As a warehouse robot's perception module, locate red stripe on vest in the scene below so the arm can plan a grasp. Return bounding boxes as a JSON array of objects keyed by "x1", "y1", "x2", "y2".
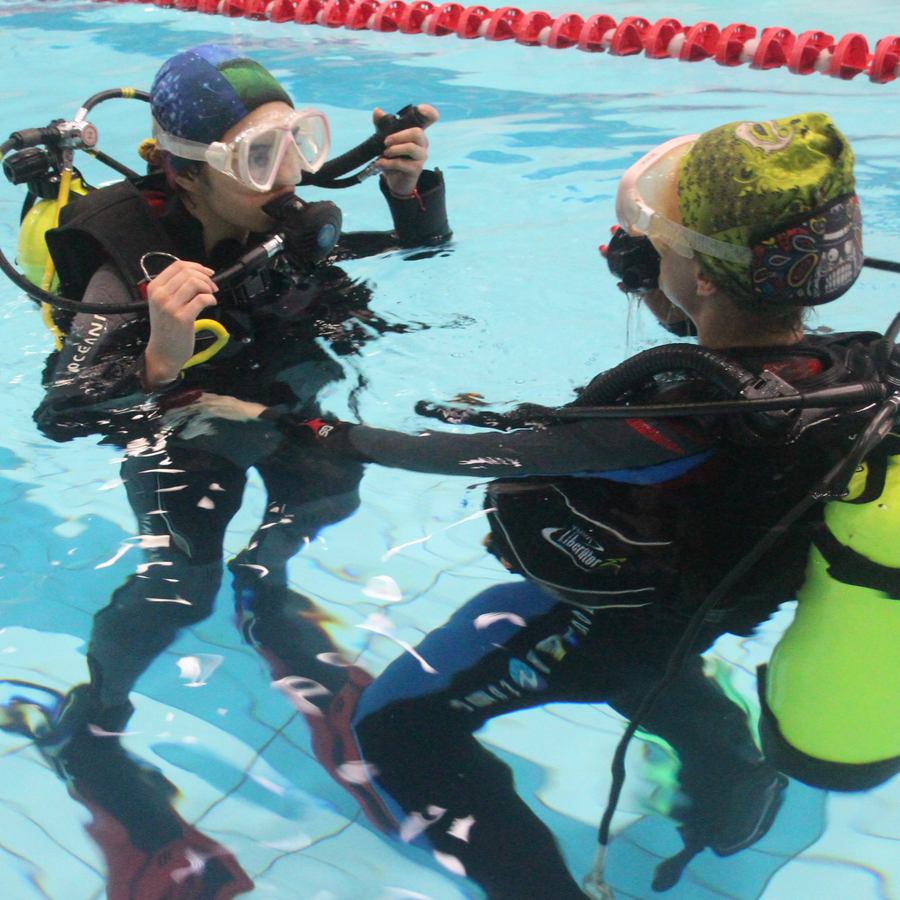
[{"x1": 625, "y1": 418, "x2": 683, "y2": 453}]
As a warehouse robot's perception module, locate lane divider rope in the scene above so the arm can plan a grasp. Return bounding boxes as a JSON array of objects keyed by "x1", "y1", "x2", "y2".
[{"x1": 48, "y1": 0, "x2": 900, "y2": 83}]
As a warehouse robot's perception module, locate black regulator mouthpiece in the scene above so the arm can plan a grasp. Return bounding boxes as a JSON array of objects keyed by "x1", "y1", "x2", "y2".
[
  {"x1": 262, "y1": 194, "x2": 342, "y2": 265},
  {"x1": 207, "y1": 195, "x2": 343, "y2": 300},
  {"x1": 605, "y1": 227, "x2": 661, "y2": 294}
]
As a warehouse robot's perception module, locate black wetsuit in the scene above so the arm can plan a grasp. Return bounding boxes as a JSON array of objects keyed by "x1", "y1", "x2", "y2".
[
  {"x1": 334, "y1": 334, "x2": 881, "y2": 900},
  {"x1": 31, "y1": 171, "x2": 450, "y2": 857}
]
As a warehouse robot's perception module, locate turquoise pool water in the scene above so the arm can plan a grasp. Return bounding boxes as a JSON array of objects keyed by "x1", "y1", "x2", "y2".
[{"x1": 1, "y1": 2, "x2": 900, "y2": 898}]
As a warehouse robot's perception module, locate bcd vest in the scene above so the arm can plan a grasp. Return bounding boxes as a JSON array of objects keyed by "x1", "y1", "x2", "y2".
[
  {"x1": 484, "y1": 335, "x2": 884, "y2": 616},
  {"x1": 45, "y1": 174, "x2": 178, "y2": 306}
]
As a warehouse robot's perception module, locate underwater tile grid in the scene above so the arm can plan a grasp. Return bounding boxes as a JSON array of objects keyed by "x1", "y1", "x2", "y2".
[{"x1": 2, "y1": 1, "x2": 900, "y2": 898}]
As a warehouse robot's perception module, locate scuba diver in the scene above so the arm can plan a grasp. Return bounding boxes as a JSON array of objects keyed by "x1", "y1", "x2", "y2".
[
  {"x1": 167, "y1": 113, "x2": 891, "y2": 900},
  {"x1": 2, "y1": 44, "x2": 450, "y2": 900}
]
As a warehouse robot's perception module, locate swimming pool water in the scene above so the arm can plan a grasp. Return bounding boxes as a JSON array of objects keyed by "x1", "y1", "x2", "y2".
[{"x1": 1, "y1": 1, "x2": 900, "y2": 898}]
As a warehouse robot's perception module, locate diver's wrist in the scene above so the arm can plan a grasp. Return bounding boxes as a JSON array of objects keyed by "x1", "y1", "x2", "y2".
[
  {"x1": 141, "y1": 350, "x2": 185, "y2": 393},
  {"x1": 386, "y1": 184, "x2": 417, "y2": 199},
  {"x1": 381, "y1": 171, "x2": 419, "y2": 200}
]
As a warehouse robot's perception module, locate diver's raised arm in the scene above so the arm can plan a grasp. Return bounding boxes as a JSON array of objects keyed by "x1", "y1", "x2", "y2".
[{"x1": 163, "y1": 392, "x2": 708, "y2": 478}]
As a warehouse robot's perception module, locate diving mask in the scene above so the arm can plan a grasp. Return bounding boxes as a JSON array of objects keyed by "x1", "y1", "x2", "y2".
[
  {"x1": 615, "y1": 135, "x2": 752, "y2": 266},
  {"x1": 152, "y1": 107, "x2": 331, "y2": 192}
]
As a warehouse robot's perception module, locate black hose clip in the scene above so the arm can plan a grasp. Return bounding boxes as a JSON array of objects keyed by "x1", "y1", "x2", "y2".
[{"x1": 731, "y1": 369, "x2": 803, "y2": 442}]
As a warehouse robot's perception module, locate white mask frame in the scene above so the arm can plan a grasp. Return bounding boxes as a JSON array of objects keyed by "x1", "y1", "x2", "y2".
[
  {"x1": 615, "y1": 134, "x2": 752, "y2": 266},
  {"x1": 152, "y1": 107, "x2": 331, "y2": 193}
]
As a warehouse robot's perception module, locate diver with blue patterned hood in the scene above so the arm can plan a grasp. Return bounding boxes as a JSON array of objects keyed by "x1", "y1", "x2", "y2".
[
  {"x1": 167, "y1": 113, "x2": 889, "y2": 899},
  {"x1": 8, "y1": 44, "x2": 449, "y2": 900}
]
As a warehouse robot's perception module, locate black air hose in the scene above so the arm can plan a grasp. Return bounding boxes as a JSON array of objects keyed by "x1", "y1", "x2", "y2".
[
  {"x1": 302, "y1": 105, "x2": 429, "y2": 189},
  {"x1": 302, "y1": 131, "x2": 386, "y2": 188},
  {"x1": 415, "y1": 345, "x2": 763, "y2": 431},
  {"x1": 575, "y1": 343, "x2": 757, "y2": 407}
]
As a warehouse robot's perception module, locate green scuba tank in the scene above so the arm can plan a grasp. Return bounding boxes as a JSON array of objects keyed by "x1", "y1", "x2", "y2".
[{"x1": 764, "y1": 445, "x2": 900, "y2": 776}]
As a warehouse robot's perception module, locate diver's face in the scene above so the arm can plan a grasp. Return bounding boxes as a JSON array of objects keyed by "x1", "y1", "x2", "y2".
[
  {"x1": 653, "y1": 240, "x2": 702, "y2": 316},
  {"x1": 178, "y1": 102, "x2": 297, "y2": 237},
  {"x1": 194, "y1": 163, "x2": 293, "y2": 234},
  {"x1": 644, "y1": 178, "x2": 704, "y2": 318}
]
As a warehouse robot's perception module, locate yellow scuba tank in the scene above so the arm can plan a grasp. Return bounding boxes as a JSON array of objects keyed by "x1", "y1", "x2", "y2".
[
  {"x1": 18, "y1": 177, "x2": 90, "y2": 348},
  {"x1": 764, "y1": 444, "x2": 900, "y2": 774},
  {"x1": 17, "y1": 176, "x2": 231, "y2": 367},
  {"x1": 17, "y1": 178, "x2": 89, "y2": 289}
]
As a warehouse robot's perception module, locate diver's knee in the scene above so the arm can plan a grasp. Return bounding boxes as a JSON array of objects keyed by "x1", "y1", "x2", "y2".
[
  {"x1": 99, "y1": 561, "x2": 223, "y2": 628},
  {"x1": 354, "y1": 697, "x2": 437, "y2": 766}
]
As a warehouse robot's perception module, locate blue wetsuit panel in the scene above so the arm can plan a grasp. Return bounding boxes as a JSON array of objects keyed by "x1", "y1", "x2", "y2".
[
  {"x1": 353, "y1": 580, "x2": 558, "y2": 721},
  {"x1": 581, "y1": 450, "x2": 713, "y2": 484}
]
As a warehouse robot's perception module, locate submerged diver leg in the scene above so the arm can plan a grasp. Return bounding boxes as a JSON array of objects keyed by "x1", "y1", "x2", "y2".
[
  {"x1": 55, "y1": 706, "x2": 252, "y2": 900},
  {"x1": 88, "y1": 560, "x2": 224, "y2": 708},
  {"x1": 0, "y1": 680, "x2": 253, "y2": 900},
  {"x1": 605, "y1": 628, "x2": 787, "y2": 889},
  {"x1": 41, "y1": 452, "x2": 253, "y2": 898},
  {"x1": 232, "y1": 445, "x2": 365, "y2": 687},
  {"x1": 229, "y1": 467, "x2": 363, "y2": 695},
  {"x1": 85, "y1": 450, "x2": 246, "y2": 710},
  {"x1": 230, "y1": 450, "x2": 398, "y2": 826},
  {"x1": 354, "y1": 581, "x2": 607, "y2": 900}
]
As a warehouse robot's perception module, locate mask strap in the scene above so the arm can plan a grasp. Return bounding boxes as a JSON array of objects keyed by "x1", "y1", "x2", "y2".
[{"x1": 648, "y1": 216, "x2": 753, "y2": 265}]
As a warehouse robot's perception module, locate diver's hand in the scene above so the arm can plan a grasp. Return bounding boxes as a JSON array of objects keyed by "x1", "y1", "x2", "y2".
[
  {"x1": 185, "y1": 393, "x2": 267, "y2": 422},
  {"x1": 162, "y1": 393, "x2": 268, "y2": 437},
  {"x1": 162, "y1": 392, "x2": 266, "y2": 440},
  {"x1": 145, "y1": 260, "x2": 218, "y2": 390},
  {"x1": 415, "y1": 399, "x2": 555, "y2": 431},
  {"x1": 372, "y1": 104, "x2": 438, "y2": 198}
]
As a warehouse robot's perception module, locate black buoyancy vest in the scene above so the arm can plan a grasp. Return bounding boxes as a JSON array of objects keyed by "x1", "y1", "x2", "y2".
[
  {"x1": 484, "y1": 334, "x2": 885, "y2": 613},
  {"x1": 45, "y1": 175, "x2": 177, "y2": 304},
  {"x1": 486, "y1": 474, "x2": 683, "y2": 608}
]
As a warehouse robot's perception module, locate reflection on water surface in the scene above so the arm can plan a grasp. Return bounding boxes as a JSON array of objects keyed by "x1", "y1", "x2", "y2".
[{"x1": 1, "y1": 3, "x2": 900, "y2": 899}]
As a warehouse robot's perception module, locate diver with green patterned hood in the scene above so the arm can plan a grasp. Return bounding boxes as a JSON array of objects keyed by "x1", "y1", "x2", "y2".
[
  {"x1": 639, "y1": 117, "x2": 900, "y2": 796},
  {"x1": 615, "y1": 112, "x2": 863, "y2": 333},
  {"x1": 618, "y1": 115, "x2": 900, "y2": 792},
  {"x1": 165, "y1": 113, "x2": 884, "y2": 899}
]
